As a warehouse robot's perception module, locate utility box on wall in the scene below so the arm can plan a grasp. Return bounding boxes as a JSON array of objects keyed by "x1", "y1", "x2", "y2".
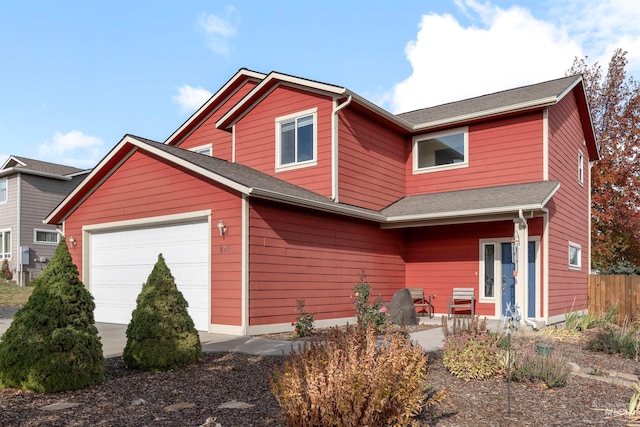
[{"x1": 20, "y1": 246, "x2": 30, "y2": 265}]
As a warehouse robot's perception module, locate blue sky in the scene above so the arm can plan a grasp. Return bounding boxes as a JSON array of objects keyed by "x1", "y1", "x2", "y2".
[{"x1": 1, "y1": 0, "x2": 638, "y2": 169}]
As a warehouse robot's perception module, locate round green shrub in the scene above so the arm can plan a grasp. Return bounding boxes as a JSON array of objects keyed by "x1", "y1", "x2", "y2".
[
  {"x1": 123, "y1": 254, "x2": 202, "y2": 371},
  {"x1": 0, "y1": 238, "x2": 104, "y2": 393},
  {"x1": 442, "y1": 331, "x2": 502, "y2": 380}
]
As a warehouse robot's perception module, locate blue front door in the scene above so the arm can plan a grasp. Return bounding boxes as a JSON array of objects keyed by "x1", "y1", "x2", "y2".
[{"x1": 501, "y1": 243, "x2": 516, "y2": 315}]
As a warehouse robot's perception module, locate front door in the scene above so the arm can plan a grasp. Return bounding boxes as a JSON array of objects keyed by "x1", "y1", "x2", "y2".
[{"x1": 501, "y1": 243, "x2": 516, "y2": 315}]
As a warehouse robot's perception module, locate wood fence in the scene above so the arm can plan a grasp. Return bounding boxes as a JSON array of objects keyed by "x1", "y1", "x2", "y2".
[{"x1": 588, "y1": 274, "x2": 640, "y2": 320}]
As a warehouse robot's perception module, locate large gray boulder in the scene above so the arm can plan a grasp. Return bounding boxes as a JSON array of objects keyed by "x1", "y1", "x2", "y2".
[{"x1": 385, "y1": 288, "x2": 418, "y2": 326}]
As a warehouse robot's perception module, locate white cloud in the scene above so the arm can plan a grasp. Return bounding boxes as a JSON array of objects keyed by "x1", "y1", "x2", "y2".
[
  {"x1": 390, "y1": 1, "x2": 583, "y2": 113},
  {"x1": 173, "y1": 85, "x2": 213, "y2": 114},
  {"x1": 38, "y1": 130, "x2": 104, "y2": 169},
  {"x1": 197, "y1": 8, "x2": 239, "y2": 56}
]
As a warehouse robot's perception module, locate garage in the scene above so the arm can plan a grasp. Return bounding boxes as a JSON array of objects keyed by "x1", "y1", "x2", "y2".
[{"x1": 88, "y1": 220, "x2": 210, "y2": 331}]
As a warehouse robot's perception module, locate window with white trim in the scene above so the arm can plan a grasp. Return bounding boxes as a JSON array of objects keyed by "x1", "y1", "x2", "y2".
[
  {"x1": 578, "y1": 151, "x2": 584, "y2": 185},
  {"x1": 275, "y1": 108, "x2": 317, "y2": 170},
  {"x1": 413, "y1": 127, "x2": 468, "y2": 173},
  {"x1": 481, "y1": 243, "x2": 496, "y2": 298},
  {"x1": 0, "y1": 230, "x2": 10, "y2": 259},
  {"x1": 569, "y1": 242, "x2": 581, "y2": 269},
  {"x1": 190, "y1": 144, "x2": 212, "y2": 156},
  {"x1": 0, "y1": 178, "x2": 7, "y2": 203},
  {"x1": 34, "y1": 229, "x2": 60, "y2": 245}
]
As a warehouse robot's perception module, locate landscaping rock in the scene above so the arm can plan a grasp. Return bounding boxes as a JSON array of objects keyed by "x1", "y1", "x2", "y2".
[
  {"x1": 385, "y1": 288, "x2": 418, "y2": 326},
  {"x1": 40, "y1": 402, "x2": 81, "y2": 411},
  {"x1": 218, "y1": 400, "x2": 255, "y2": 409},
  {"x1": 165, "y1": 402, "x2": 195, "y2": 411}
]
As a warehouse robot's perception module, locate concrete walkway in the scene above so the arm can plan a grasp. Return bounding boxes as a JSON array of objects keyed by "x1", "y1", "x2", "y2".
[{"x1": 1, "y1": 318, "x2": 446, "y2": 358}]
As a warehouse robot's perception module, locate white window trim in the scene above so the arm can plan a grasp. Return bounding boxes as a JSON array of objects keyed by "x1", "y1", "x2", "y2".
[
  {"x1": 275, "y1": 107, "x2": 318, "y2": 172},
  {"x1": 0, "y1": 177, "x2": 7, "y2": 204},
  {"x1": 412, "y1": 126, "x2": 469, "y2": 174},
  {"x1": 190, "y1": 143, "x2": 213, "y2": 156},
  {"x1": 0, "y1": 229, "x2": 11, "y2": 259},
  {"x1": 479, "y1": 240, "x2": 499, "y2": 302},
  {"x1": 569, "y1": 241, "x2": 582, "y2": 270},
  {"x1": 34, "y1": 228, "x2": 60, "y2": 245},
  {"x1": 578, "y1": 150, "x2": 584, "y2": 186}
]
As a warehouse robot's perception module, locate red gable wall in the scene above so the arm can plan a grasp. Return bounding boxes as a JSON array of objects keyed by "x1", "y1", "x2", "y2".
[
  {"x1": 64, "y1": 149, "x2": 244, "y2": 327},
  {"x1": 547, "y1": 91, "x2": 590, "y2": 317}
]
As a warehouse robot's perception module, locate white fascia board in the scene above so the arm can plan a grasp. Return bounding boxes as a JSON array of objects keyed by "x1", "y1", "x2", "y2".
[
  {"x1": 1, "y1": 156, "x2": 26, "y2": 169},
  {"x1": 0, "y1": 168, "x2": 72, "y2": 180},
  {"x1": 555, "y1": 76, "x2": 582, "y2": 102},
  {"x1": 82, "y1": 209, "x2": 212, "y2": 232},
  {"x1": 411, "y1": 97, "x2": 558, "y2": 132},
  {"x1": 384, "y1": 204, "x2": 544, "y2": 224},
  {"x1": 540, "y1": 182, "x2": 561, "y2": 206},
  {"x1": 249, "y1": 188, "x2": 385, "y2": 222},
  {"x1": 165, "y1": 69, "x2": 266, "y2": 145},
  {"x1": 346, "y1": 90, "x2": 414, "y2": 131},
  {"x1": 216, "y1": 72, "x2": 348, "y2": 129},
  {"x1": 131, "y1": 138, "x2": 252, "y2": 194}
]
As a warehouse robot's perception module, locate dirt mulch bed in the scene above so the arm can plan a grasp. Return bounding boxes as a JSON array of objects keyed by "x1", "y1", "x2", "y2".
[{"x1": 1, "y1": 327, "x2": 638, "y2": 426}]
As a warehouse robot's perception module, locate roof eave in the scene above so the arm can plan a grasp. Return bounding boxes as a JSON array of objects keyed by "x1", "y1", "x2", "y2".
[{"x1": 0, "y1": 167, "x2": 72, "y2": 181}]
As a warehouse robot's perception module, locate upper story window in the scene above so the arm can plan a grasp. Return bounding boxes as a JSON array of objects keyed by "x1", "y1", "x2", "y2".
[
  {"x1": 0, "y1": 230, "x2": 10, "y2": 259},
  {"x1": 569, "y1": 241, "x2": 581, "y2": 270},
  {"x1": 0, "y1": 178, "x2": 7, "y2": 203},
  {"x1": 34, "y1": 229, "x2": 60, "y2": 245},
  {"x1": 578, "y1": 150, "x2": 584, "y2": 186},
  {"x1": 413, "y1": 127, "x2": 468, "y2": 173},
  {"x1": 275, "y1": 108, "x2": 317, "y2": 171},
  {"x1": 190, "y1": 144, "x2": 212, "y2": 156}
]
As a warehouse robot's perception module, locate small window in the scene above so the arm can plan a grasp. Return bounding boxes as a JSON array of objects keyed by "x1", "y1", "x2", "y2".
[
  {"x1": 0, "y1": 178, "x2": 7, "y2": 203},
  {"x1": 482, "y1": 243, "x2": 496, "y2": 298},
  {"x1": 569, "y1": 242, "x2": 581, "y2": 270},
  {"x1": 190, "y1": 144, "x2": 212, "y2": 156},
  {"x1": 35, "y1": 229, "x2": 60, "y2": 245},
  {"x1": 578, "y1": 151, "x2": 584, "y2": 185},
  {"x1": 413, "y1": 127, "x2": 468, "y2": 173},
  {"x1": 0, "y1": 230, "x2": 10, "y2": 259},
  {"x1": 275, "y1": 108, "x2": 317, "y2": 170}
]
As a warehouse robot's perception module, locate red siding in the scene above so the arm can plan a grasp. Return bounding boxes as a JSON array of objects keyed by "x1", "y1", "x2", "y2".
[
  {"x1": 338, "y1": 108, "x2": 406, "y2": 210},
  {"x1": 547, "y1": 92, "x2": 590, "y2": 316},
  {"x1": 178, "y1": 80, "x2": 259, "y2": 161},
  {"x1": 63, "y1": 150, "x2": 244, "y2": 327},
  {"x1": 234, "y1": 85, "x2": 334, "y2": 197},
  {"x1": 248, "y1": 200, "x2": 405, "y2": 326},
  {"x1": 407, "y1": 113, "x2": 544, "y2": 195}
]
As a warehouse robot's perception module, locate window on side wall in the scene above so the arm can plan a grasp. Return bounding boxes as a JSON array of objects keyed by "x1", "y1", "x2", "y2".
[
  {"x1": 0, "y1": 230, "x2": 10, "y2": 259},
  {"x1": 413, "y1": 127, "x2": 468, "y2": 173},
  {"x1": 569, "y1": 242, "x2": 581, "y2": 270},
  {"x1": 275, "y1": 108, "x2": 317, "y2": 171},
  {"x1": 34, "y1": 229, "x2": 60, "y2": 245},
  {"x1": 578, "y1": 150, "x2": 584, "y2": 186},
  {"x1": 0, "y1": 178, "x2": 7, "y2": 203}
]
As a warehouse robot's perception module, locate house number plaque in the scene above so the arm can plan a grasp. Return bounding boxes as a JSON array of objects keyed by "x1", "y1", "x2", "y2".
[{"x1": 219, "y1": 246, "x2": 231, "y2": 254}]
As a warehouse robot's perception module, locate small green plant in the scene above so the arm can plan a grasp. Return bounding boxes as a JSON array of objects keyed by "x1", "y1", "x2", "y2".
[
  {"x1": 292, "y1": 299, "x2": 314, "y2": 338},
  {"x1": 600, "y1": 304, "x2": 619, "y2": 326},
  {"x1": 352, "y1": 271, "x2": 389, "y2": 333},
  {"x1": 123, "y1": 254, "x2": 201, "y2": 371},
  {"x1": 442, "y1": 330, "x2": 502, "y2": 380},
  {"x1": 271, "y1": 324, "x2": 444, "y2": 426},
  {"x1": 586, "y1": 324, "x2": 640, "y2": 360},
  {"x1": 0, "y1": 259, "x2": 12, "y2": 281},
  {"x1": 510, "y1": 352, "x2": 571, "y2": 388}
]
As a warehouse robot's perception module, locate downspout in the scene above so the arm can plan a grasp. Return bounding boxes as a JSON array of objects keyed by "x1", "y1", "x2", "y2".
[
  {"x1": 331, "y1": 95, "x2": 352, "y2": 202},
  {"x1": 518, "y1": 209, "x2": 538, "y2": 331},
  {"x1": 16, "y1": 173, "x2": 22, "y2": 286}
]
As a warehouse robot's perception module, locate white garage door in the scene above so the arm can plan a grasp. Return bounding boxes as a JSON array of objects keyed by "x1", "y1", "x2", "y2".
[{"x1": 89, "y1": 220, "x2": 209, "y2": 331}]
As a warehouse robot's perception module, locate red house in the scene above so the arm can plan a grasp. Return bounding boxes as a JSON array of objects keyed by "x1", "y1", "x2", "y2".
[{"x1": 46, "y1": 69, "x2": 598, "y2": 335}]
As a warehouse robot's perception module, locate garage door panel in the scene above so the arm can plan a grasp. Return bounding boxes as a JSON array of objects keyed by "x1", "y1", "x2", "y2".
[{"x1": 90, "y1": 221, "x2": 210, "y2": 330}]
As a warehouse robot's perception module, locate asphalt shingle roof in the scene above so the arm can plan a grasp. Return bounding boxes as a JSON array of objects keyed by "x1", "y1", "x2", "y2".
[
  {"x1": 397, "y1": 75, "x2": 580, "y2": 126},
  {"x1": 381, "y1": 181, "x2": 560, "y2": 219},
  {"x1": 5, "y1": 155, "x2": 85, "y2": 176}
]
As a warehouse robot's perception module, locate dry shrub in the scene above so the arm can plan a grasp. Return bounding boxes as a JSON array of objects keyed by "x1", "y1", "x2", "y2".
[{"x1": 270, "y1": 325, "x2": 441, "y2": 426}]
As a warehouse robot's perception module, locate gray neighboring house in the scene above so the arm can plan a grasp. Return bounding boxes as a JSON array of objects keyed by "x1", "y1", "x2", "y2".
[{"x1": 0, "y1": 156, "x2": 90, "y2": 285}]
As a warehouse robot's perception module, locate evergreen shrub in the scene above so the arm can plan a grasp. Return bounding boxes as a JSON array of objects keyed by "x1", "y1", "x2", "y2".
[
  {"x1": 123, "y1": 254, "x2": 202, "y2": 371},
  {"x1": 0, "y1": 238, "x2": 104, "y2": 393}
]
